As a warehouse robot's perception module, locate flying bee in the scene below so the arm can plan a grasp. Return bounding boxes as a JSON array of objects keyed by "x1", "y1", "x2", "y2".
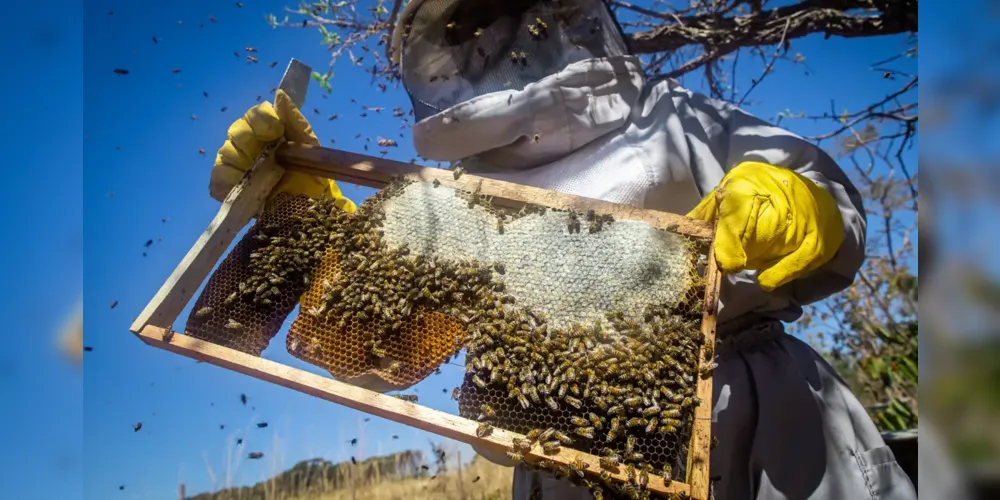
[
  {"x1": 541, "y1": 440, "x2": 561, "y2": 454},
  {"x1": 480, "y1": 404, "x2": 496, "y2": 418},
  {"x1": 476, "y1": 422, "x2": 494, "y2": 437},
  {"x1": 225, "y1": 319, "x2": 243, "y2": 330},
  {"x1": 573, "y1": 426, "x2": 595, "y2": 439}
]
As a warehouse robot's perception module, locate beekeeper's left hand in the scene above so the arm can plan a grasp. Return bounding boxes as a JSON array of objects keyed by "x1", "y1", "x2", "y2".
[{"x1": 687, "y1": 161, "x2": 845, "y2": 292}]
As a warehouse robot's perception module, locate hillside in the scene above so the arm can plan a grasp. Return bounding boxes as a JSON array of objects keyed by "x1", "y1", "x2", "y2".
[{"x1": 186, "y1": 450, "x2": 513, "y2": 500}]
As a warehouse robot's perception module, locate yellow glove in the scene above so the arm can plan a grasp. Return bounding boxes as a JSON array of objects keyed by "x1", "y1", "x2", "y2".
[
  {"x1": 687, "y1": 162, "x2": 844, "y2": 292},
  {"x1": 210, "y1": 89, "x2": 357, "y2": 214}
]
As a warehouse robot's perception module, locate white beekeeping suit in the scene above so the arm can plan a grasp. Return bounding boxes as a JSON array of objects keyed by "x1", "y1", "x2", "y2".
[{"x1": 391, "y1": 1, "x2": 917, "y2": 498}]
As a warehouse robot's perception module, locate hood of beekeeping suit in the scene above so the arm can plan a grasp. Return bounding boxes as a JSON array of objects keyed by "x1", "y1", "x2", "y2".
[{"x1": 392, "y1": 0, "x2": 645, "y2": 170}]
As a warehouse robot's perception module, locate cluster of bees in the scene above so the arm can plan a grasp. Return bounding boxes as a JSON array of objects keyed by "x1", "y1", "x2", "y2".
[
  {"x1": 195, "y1": 176, "x2": 708, "y2": 499},
  {"x1": 459, "y1": 291, "x2": 706, "y2": 499}
]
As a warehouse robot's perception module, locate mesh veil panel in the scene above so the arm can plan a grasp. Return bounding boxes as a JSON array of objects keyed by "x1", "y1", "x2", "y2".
[{"x1": 399, "y1": 0, "x2": 628, "y2": 121}]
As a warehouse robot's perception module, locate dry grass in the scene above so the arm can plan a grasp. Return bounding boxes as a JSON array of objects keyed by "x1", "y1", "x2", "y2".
[
  {"x1": 300, "y1": 456, "x2": 513, "y2": 500},
  {"x1": 188, "y1": 452, "x2": 513, "y2": 500}
]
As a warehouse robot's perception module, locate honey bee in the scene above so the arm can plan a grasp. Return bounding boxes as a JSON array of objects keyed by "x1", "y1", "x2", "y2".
[
  {"x1": 564, "y1": 396, "x2": 582, "y2": 409},
  {"x1": 539, "y1": 428, "x2": 556, "y2": 442},
  {"x1": 700, "y1": 361, "x2": 718, "y2": 378},
  {"x1": 570, "y1": 416, "x2": 589, "y2": 427},
  {"x1": 626, "y1": 417, "x2": 647, "y2": 428},
  {"x1": 637, "y1": 468, "x2": 649, "y2": 488},
  {"x1": 393, "y1": 394, "x2": 418, "y2": 403},
  {"x1": 480, "y1": 404, "x2": 496, "y2": 418},
  {"x1": 542, "y1": 440, "x2": 561, "y2": 454},
  {"x1": 552, "y1": 430, "x2": 574, "y2": 445},
  {"x1": 645, "y1": 418, "x2": 659, "y2": 433},
  {"x1": 505, "y1": 450, "x2": 524, "y2": 462},
  {"x1": 476, "y1": 422, "x2": 494, "y2": 437},
  {"x1": 662, "y1": 463, "x2": 673, "y2": 484},
  {"x1": 573, "y1": 427, "x2": 595, "y2": 439},
  {"x1": 472, "y1": 374, "x2": 487, "y2": 388},
  {"x1": 453, "y1": 166, "x2": 465, "y2": 180},
  {"x1": 387, "y1": 361, "x2": 403, "y2": 374},
  {"x1": 641, "y1": 405, "x2": 661, "y2": 417},
  {"x1": 569, "y1": 458, "x2": 588, "y2": 477},
  {"x1": 527, "y1": 428, "x2": 543, "y2": 442},
  {"x1": 592, "y1": 396, "x2": 608, "y2": 410},
  {"x1": 607, "y1": 405, "x2": 624, "y2": 416},
  {"x1": 660, "y1": 408, "x2": 681, "y2": 418},
  {"x1": 225, "y1": 319, "x2": 243, "y2": 330},
  {"x1": 451, "y1": 388, "x2": 461, "y2": 400},
  {"x1": 620, "y1": 482, "x2": 637, "y2": 498},
  {"x1": 496, "y1": 219, "x2": 505, "y2": 234},
  {"x1": 625, "y1": 451, "x2": 643, "y2": 461},
  {"x1": 195, "y1": 306, "x2": 213, "y2": 318},
  {"x1": 599, "y1": 453, "x2": 620, "y2": 468},
  {"x1": 517, "y1": 392, "x2": 530, "y2": 409},
  {"x1": 588, "y1": 413, "x2": 604, "y2": 429},
  {"x1": 623, "y1": 397, "x2": 642, "y2": 408},
  {"x1": 225, "y1": 292, "x2": 238, "y2": 305},
  {"x1": 626, "y1": 435, "x2": 637, "y2": 453},
  {"x1": 432, "y1": 178, "x2": 441, "y2": 187},
  {"x1": 512, "y1": 438, "x2": 532, "y2": 453}
]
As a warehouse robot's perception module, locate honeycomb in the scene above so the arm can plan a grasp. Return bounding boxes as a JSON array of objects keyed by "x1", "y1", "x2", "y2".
[
  {"x1": 268, "y1": 178, "x2": 711, "y2": 499},
  {"x1": 185, "y1": 175, "x2": 710, "y2": 498},
  {"x1": 184, "y1": 192, "x2": 316, "y2": 355}
]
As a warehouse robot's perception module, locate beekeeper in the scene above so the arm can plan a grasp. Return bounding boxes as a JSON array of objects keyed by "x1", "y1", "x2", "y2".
[{"x1": 209, "y1": 0, "x2": 916, "y2": 498}]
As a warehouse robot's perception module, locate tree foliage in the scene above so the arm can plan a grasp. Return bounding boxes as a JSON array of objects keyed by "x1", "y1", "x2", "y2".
[{"x1": 269, "y1": 0, "x2": 919, "y2": 431}]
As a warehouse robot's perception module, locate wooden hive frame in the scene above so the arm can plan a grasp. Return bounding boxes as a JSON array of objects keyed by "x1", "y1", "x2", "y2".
[{"x1": 129, "y1": 59, "x2": 721, "y2": 499}]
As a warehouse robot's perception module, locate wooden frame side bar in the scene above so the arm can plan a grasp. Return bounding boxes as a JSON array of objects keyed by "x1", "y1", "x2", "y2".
[
  {"x1": 685, "y1": 244, "x2": 722, "y2": 500},
  {"x1": 277, "y1": 142, "x2": 714, "y2": 240},
  {"x1": 136, "y1": 325, "x2": 691, "y2": 498},
  {"x1": 129, "y1": 148, "x2": 285, "y2": 333}
]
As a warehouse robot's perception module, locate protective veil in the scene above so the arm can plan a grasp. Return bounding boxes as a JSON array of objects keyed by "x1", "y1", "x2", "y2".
[{"x1": 392, "y1": 1, "x2": 915, "y2": 499}]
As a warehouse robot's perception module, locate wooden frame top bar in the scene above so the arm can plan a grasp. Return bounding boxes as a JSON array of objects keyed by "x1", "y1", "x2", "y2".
[{"x1": 277, "y1": 142, "x2": 714, "y2": 240}]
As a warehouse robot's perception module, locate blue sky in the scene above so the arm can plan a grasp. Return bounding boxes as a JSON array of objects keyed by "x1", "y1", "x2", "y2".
[{"x1": 2, "y1": 1, "x2": 936, "y2": 499}]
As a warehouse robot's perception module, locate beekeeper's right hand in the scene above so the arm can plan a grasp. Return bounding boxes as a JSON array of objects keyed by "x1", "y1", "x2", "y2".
[{"x1": 210, "y1": 89, "x2": 357, "y2": 214}]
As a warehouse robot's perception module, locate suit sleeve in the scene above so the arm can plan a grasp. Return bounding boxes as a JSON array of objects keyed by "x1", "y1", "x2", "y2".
[{"x1": 671, "y1": 82, "x2": 868, "y2": 311}]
